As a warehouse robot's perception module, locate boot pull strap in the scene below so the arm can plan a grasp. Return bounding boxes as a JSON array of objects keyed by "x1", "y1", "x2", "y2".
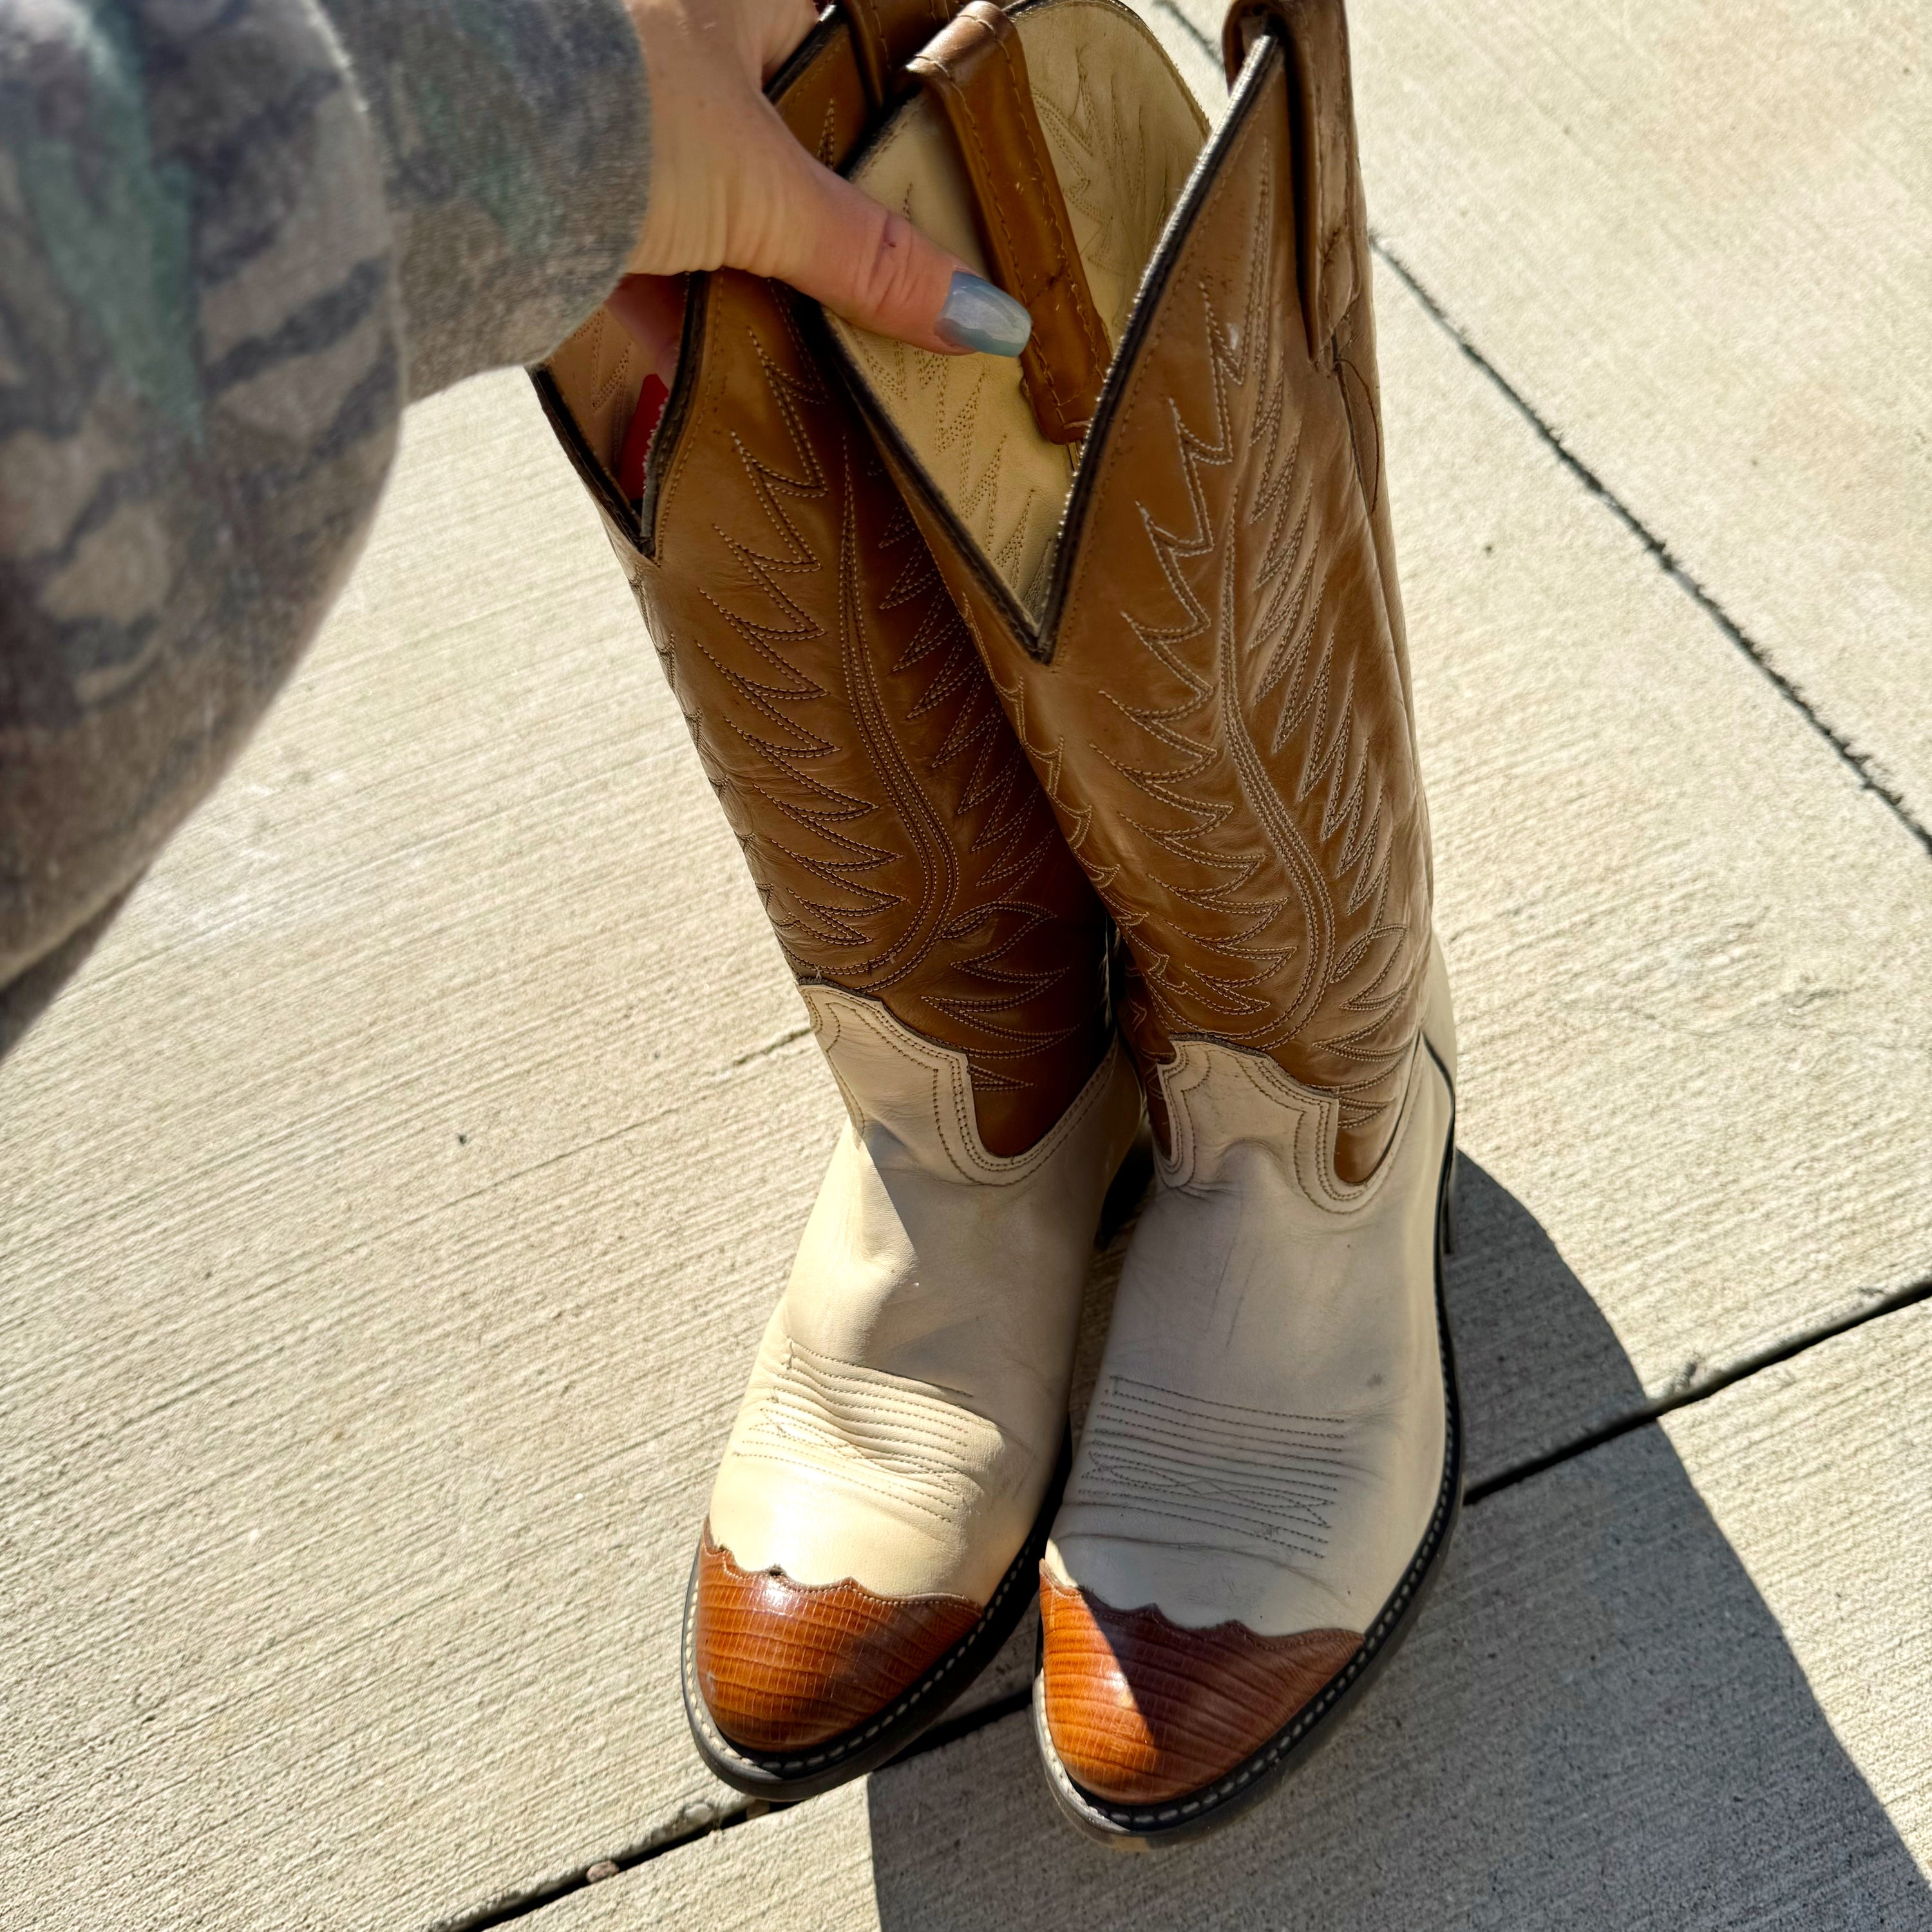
[
  {"x1": 844, "y1": 0, "x2": 956, "y2": 112},
  {"x1": 907, "y1": 1, "x2": 1112, "y2": 444},
  {"x1": 1222, "y1": 0, "x2": 1365, "y2": 363}
]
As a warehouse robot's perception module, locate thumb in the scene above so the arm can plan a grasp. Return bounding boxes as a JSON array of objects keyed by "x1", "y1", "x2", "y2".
[{"x1": 750, "y1": 131, "x2": 1032, "y2": 359}]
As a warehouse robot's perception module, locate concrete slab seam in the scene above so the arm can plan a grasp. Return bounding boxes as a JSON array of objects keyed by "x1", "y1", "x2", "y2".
[
  {"x1": 1463, "y1": 1270, "x2": 1932, "y2": 1504},
  {"x1": 428, "y1": 1274, "x2": 1932, "y2": 1931},
  {"x1": 423, "y1": 1693, "x2": 1028, "y2": 1932},
  {"x1": 1367, "y1": 235, "x2": 1932, "y2": 866},
  {"x1": 1155, "y1": 0, "x2": 1932, "y2": 867},
  {"x1": 719, "y1": 1023, "x2": 813, "y2": 1075}
]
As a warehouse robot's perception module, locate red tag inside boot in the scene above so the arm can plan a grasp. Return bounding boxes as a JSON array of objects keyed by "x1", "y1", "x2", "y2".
[
  {"x1": 607, "y1": 274, "x2": 687, "y2": 503},
  {"x1": 618, "y1": 375, "x2": 668, "y2": 500}
]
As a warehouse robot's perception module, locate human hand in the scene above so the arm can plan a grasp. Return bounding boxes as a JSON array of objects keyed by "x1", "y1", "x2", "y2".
[{"x1": 622, "y1": 0, "x2": 1030, "y2": 356}]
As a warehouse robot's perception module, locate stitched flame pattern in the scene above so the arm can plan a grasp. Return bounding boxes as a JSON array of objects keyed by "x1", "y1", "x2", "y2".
[
  {"x1": 853, "y1": 54, "x2": 1432, "y2": 1180},
  {"x1": 733, "y1": 1335, "x2": 1004, "y2": 1530},
  {"x1": 1075, "y1": 154, "x2": 1430, "y2": 1174},
  {"x1": 616, "y1": 273, "x2": 1112, "y2": 1153},
  {"x1": 1086, "y1": 173, "x2": 1423, "y2": 1128},
  {"x1": 1073, "y1": 1375, "x2": 1347, "y2": 1560}
]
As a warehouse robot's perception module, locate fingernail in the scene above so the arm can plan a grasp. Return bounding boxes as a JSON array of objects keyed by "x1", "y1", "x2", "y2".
[{"x1": 935, "y1": 270, "x2": 1032, "y2": 357}]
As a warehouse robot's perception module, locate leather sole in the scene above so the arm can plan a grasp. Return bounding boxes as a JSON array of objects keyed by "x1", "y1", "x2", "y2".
[
  {"x1": 682, "y1": 1432, "x2": 1072, "y2": 1802},
  {"x1": 1032, "y1": 1057, "x2": 1464, "y2": 1848}
]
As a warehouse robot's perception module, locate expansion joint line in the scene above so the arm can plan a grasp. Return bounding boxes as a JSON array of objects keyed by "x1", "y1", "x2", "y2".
[
  {"x1": 1465, "y1": 1271, "x2": 1932, "y2": 1504},
  {"x1": 1367, "y1": 236, "x2": 1932, "y2": 864},
  {"x1": 428, "y1": 1693, "x2": 1024, "y2": 1932},
  {"x1": 1153, "y1": 0, "x2": 1931, "y2": 864},
  {"x1": 442, "y1": 1272, "x2": 1930, "y2": 1929}
]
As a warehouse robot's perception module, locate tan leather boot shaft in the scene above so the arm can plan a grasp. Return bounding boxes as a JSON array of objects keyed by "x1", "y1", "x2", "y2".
[
  {"x1": 829, "y1": 0, "x2": 1429, "y2": 1183},
  {"x1": 532, "y1": 0, "x2": 1144, "y2": 1801},
  {"x1": 534, "y1": 8, "x2": 1111, "y2": 1159},
  {"x1": 822, "y1": 1, "x2": 1459, "y2": 1837}
]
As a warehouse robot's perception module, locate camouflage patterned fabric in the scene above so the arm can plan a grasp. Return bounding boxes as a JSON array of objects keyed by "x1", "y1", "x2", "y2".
[{"x1": 0, "y1": 0, "x2": 652, "y2": 1055}]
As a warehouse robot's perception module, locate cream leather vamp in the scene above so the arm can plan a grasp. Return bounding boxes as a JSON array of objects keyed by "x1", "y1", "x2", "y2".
[
  {"x1": 831, "y1": 0, "x2": 1209, "y2": 614},
  {"x1": 1045, "y1": 942, "x2": 1458, "y2": 1636},
  {"x1": 708, "y1": 988, "x2": 1144, "y2": 1602}
]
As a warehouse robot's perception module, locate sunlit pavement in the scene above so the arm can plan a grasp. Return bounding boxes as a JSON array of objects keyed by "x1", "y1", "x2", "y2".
[{"x1": 4, "y1": 5, "x2": 1926, "y2": 1926}]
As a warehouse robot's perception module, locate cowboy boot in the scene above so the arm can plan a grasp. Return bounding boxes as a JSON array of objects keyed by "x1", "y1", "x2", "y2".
[
  {"x1": 822, "y1": 0, "x2": 1457, "y2": 1841},
  {"x1": 533, "y1": 0, "x2": 1143, "y2": 1800}
]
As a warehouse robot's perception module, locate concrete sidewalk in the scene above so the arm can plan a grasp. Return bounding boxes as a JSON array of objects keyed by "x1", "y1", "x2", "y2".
[{"x1": 3, "y1": 3, "x2": 1927, "y2": 1927}]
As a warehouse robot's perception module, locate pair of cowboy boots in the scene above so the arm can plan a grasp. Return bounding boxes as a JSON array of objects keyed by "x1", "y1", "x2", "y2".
[{"x1": 538, "y1": 0, "x2": 1458, "y2": 1846}]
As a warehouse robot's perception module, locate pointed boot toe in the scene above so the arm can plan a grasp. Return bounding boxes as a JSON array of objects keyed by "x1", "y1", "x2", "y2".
[
  {"x1": 1037, "y1": 1573, "x2": 1359, "y2": 1806},
  {"x1": 691, "y1": 1530, "x2": 981, "y2": 1755}
]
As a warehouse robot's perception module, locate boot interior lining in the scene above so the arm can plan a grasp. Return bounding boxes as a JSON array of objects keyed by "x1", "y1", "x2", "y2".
[
  {"x1": 542, "y1": 0, "x2": 1210, "y2": 603},
  {"x1": 833, "y1": 0, "x2": 1209, "y2": 615},
  {"x1": 546, "y1": 303, "x2": 649, "y2": 496}
]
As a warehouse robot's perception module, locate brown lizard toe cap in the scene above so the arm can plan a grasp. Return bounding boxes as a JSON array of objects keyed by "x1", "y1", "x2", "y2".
[
  {"x1": 692, "y1": 1527, "x2": 982, "y2": 1754},
  {"x1": 1037, "y1": 1569, "x2": 1361, "y2": 1804}
]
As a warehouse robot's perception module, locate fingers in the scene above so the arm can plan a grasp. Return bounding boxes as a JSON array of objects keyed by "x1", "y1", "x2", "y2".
[
  {"x1": 750, "y1": 130, "x2": 1030, "y2": 357},
  {"x1": 622, "y1": 0, "x2": 1030, "y2": 357}
]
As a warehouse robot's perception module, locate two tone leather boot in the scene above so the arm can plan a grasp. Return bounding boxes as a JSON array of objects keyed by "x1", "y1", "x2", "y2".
[
  {"x1": 534, "y1": 0, "x2": 1143, "y2": 1801},
  {"x1": 825, "y1": 0, "x2": 1459, "y2": 1841}
]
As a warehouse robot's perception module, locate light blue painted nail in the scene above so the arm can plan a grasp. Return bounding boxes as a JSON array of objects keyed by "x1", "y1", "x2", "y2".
[{"x1": 935, "y1": 271, "x2": 1032, "y2": 357}]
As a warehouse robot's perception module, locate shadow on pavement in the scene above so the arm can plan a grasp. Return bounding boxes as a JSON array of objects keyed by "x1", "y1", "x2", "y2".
[{"x1": 864, "y1": 1159, "x2": 1929, "y2": 1929}]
